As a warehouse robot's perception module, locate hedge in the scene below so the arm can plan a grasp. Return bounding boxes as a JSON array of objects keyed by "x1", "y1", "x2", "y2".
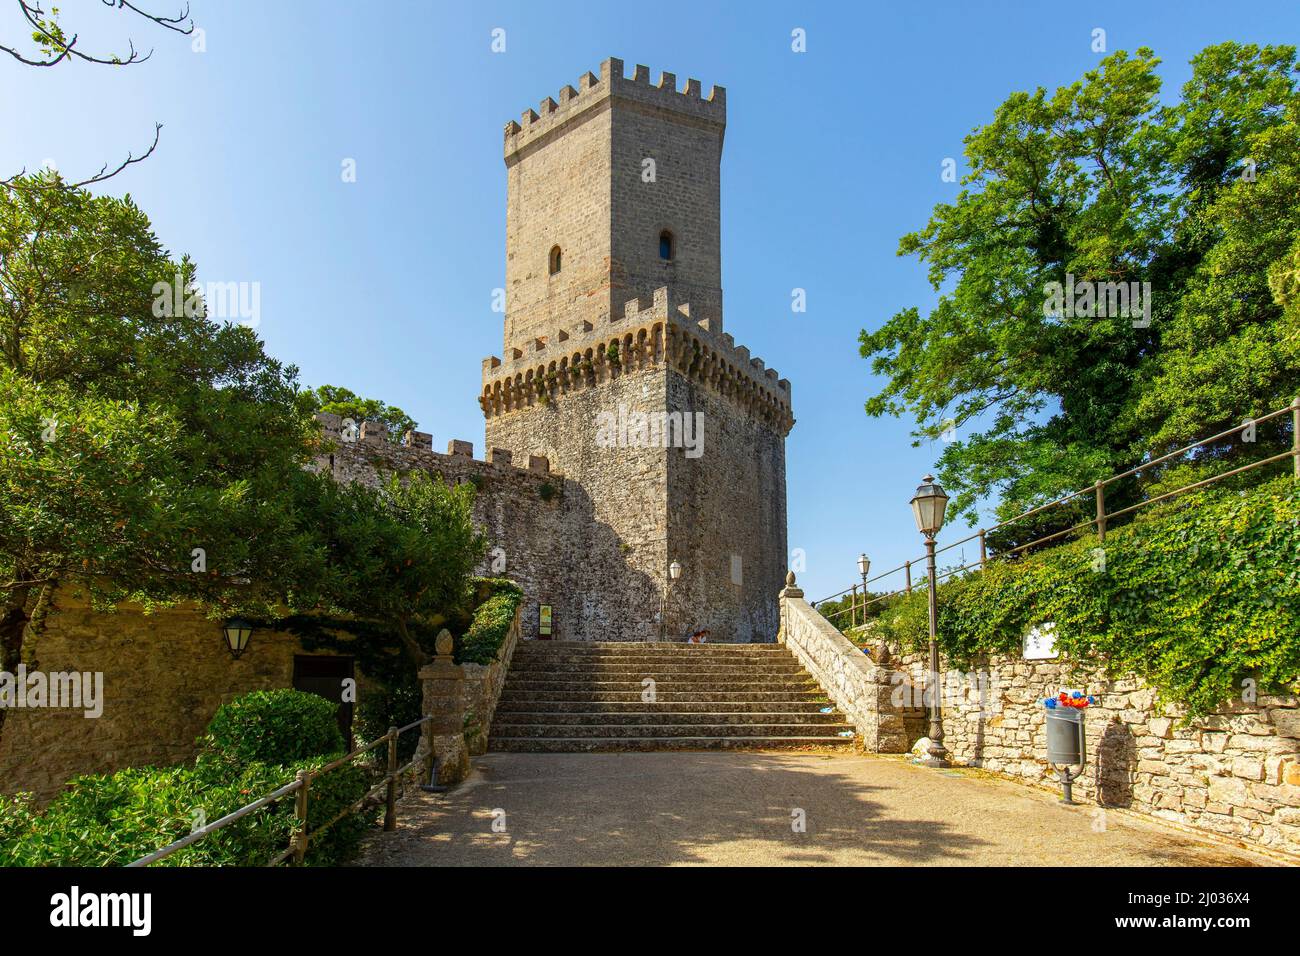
[
  {"x1": 873, "y1": 477, "x2": 1300, "y2": 718},
  {"x1": 203, "y1": 688, "x2": 344, "y2": 765},
  {"x1": 457, "y1": 578, "x2": 524, "y2": 665},
  {"x1": 1, "y1": 689, "x2": 376, "y2": 866}
]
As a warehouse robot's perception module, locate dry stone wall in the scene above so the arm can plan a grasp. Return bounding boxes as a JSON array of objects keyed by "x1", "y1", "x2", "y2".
[{"x1": 885, "y1": 649, "x2": 1300, "y2": 857}]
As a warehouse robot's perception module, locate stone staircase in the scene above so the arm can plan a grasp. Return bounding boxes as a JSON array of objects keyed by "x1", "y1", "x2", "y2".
[{"x1": 489, "y1": 641, "x2": 856, "y2": 752}]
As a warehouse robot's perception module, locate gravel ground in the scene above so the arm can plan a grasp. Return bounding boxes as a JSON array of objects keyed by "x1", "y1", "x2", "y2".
[{"x1": 352, "y1": 751, "x2": 1277, "y2": 867}]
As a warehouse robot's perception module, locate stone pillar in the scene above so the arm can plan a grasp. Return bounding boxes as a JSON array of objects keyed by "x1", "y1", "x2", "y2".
[
  {"x1": 415, "y1": 629, "x2": 470, "y2": 787},
  {"x1": 777, "y1": 570, "x2": 803, "y2": 643}
]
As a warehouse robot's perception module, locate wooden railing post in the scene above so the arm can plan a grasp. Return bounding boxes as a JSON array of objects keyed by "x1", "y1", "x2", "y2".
[
  {"x1": 1292, "y1": 395, "x2": 1299, "y2": 479},
  {"x1": 850, "y1": 584, "x2": 858, "y2": 628},
  {"x1": 979, "y1": 530, "x2": 987, "y2": 569},
  {"x1": 292, "y1": 769, "x2": 309, "y2": 866},
  {"x1": 1094, "y1": 480, "x2": 1107, "y2": 543},
  {"x1": 384, "y1": 725, "x2": 398, "y2": 832},
  {"x1": 904, "y1": 561, "x2": 912, "y2": 594}
]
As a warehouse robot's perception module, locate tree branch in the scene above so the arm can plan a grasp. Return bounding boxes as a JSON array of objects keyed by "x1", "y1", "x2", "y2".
[{"x1": 0, "y1": 0, "x2": 192, "y2": 68}]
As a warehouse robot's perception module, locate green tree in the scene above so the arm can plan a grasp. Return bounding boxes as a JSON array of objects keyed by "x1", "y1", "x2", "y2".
[
  {"x1": 307, "y1": 384, "x2": 417, "y2": 443},
  {"x1": 0, "y1": 176, "x2": 324, "y2": 746},
  {"x1": 308, "y1": 472, "x2": 485, "y2": 666},
  {"x1": 0, "y1": 176, "x2": 489, "y2": 756},
  {"x1": 861, "y1": 43, "x2": 1300, "y2": 532}
]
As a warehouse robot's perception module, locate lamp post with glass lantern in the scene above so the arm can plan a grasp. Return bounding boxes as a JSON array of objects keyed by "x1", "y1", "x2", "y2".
[
  {"x1": 910, "y1": 475, "x2": 950, "y2": 767},
  {"x1": 659, "y1": 560, "x2": 682, "y2": 641},
  {"x1": 857, "y1": 553, "x2": 870, "y2": 626}
]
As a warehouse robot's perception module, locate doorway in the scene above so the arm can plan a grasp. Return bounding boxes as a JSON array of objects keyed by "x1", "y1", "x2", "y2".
[{"x1": 292, "y1": 655, "x2": 356, "y2": 749}]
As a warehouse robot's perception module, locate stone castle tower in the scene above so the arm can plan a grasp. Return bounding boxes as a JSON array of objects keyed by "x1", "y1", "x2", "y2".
[{"x1": 479, "y1": 57, "x2": 793, "y2": 642}]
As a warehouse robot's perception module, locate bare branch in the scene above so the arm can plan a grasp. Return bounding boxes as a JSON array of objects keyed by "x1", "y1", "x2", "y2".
[
  {"x1": 1, "y1": 0, "x2": 193, "y2": 68},
  {"x1": 1, "y1": 123, "x2": 163, "y2": 193}
]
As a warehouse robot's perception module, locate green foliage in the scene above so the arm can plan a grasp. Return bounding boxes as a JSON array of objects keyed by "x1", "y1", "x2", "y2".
[
  {"x1": 0, "y1": 755, "x2": 375, "y2": 867},
  {"x1": 0, "y1": 176, "x2": 323, "y2": 682},
  {"x1": 355, "y1": 671, "x2": 422, "y2": 764},
  {"x1": 309, "y1": 471, "x2": 485, "y2": 666},
  {"x1": 539, "y1": 481, "x2": 557, "y2": 502},
  {"x1": 874, "y1": 479, "x2": 1300, "y2": 717},
  {"x1": 202, "y1": 689, "x2": 343, "y2": 766},
  {"x1": 458, "y1": 579, "x2": 523, "y2": 665},
  {"x1": 860, "y1": 43, "x2": 1300, "y2": 524},
  {"x1": 308, "y1": 384, "x2": 416, "y2": 442},
  {"x1": 0, "y1": 687, "x2": 378, "y2": 867},
  {"x1": 815, "y1": 590, "x2": 889, "y2": 637}
]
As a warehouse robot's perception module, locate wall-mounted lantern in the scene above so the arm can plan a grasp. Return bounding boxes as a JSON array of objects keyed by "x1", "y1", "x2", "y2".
[{"x1": 222, "y1": 617, "x2": 254, "y2": 660}]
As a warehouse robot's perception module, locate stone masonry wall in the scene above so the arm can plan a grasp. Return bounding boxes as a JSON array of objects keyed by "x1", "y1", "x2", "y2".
[
  {"x1": 503, "y1": 56, "x2": 726, "y2": 348},
  {"x1": 480, "y1": 368, "x2": 667, "y2": 641},
  {"x1": 0, "y1": 586, "x2": 356, "y2": 805},
  {"x1": 880, "y1": 647, "x2": 1300, "y2": 857},
  {"x1": 461, "y1": 605, "x2": 521, "y2": 755},
  {"x1": 778, "y1": 581, "x2": 907, "y2": 752},
  {"x1": 667, "y1": 370, "x2": 786, "y2": 642}
]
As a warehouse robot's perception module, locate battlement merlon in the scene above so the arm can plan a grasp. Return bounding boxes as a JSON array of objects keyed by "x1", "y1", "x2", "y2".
[
  {"x1": 503, "y1": 56, "x2": 726, "y2": 162},
  {"x1": 311, "y1": 412, "x2": 561, "y2": 478},
  {"x1": 476, "y1": 288, "x2": 794, "y2": 437},
  {"x1": 480, "y1": 287, "x2": 787, "y2": 396}
]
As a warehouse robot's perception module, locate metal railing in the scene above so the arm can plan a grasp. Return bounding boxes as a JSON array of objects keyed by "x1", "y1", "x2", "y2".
[
  {"x1": 128, "y1": 715, "x2": 434, "y2": 867},
  {"x1": 815, "y1": 395, "x2": 1300, "y2": 625}
]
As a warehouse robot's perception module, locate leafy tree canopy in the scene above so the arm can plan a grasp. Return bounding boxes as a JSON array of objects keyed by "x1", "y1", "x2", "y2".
[
  {"x1": 0, "y1": 177, "x2": 482, "y2": 717},
  {"x1": 861, "y1": 43, "x2": 1300, "y2": 531},
  {"x1": 306, "y1": 384, "x2": 417, "y2": 442}
]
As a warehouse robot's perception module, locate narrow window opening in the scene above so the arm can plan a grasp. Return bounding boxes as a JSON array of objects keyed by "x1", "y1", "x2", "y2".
[
  {"x1": 659, "y1": 230, "x2": 674, "y2": 261},
  {"x1": 549, "y1": 245, "x2": 562, "y2": 275}
]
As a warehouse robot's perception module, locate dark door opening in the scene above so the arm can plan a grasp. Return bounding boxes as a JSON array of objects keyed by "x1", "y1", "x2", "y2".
[{"x1": 292, "y1": 655, "x2": 356, "y2": 749}]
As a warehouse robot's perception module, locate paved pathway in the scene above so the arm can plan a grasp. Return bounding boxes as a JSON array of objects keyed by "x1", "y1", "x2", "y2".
[{"x1": 353, "y1": 751, "x2": 1273, "y2": 866}]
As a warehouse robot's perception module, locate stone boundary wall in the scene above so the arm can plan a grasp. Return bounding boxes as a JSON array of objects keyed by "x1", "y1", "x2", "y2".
[
  {"x1": 462, "y1": 607, "x2": 522, "y2": 755},
  {"x1": 777, "y1": 577, "x2": 906, "y2": 753},
  {"x1": 0, "y1": 587, "x2": 364, "y2": 805},
  {"x1": 781, "y1": 578, "x2": 1300, "y2": 856},
  {"x1": 885, "y1": 649, "x2": 1300, "y2": 858}
]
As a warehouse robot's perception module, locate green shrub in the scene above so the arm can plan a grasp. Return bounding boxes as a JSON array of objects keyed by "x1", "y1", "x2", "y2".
[
  {"x1": 355, "y1": 671, "x2": 422, "y2": 765},
  {"x1": 204, "y1": 688, "x2": 343, "y2": 765},
  {"x1": 2, "y1": 756, "x2": 376, "y2": 867},
  {"x1": 458, "y1": 578, "x2": 523, "y2": 665},
  {"x1": 875, "y1": 478, "x2": 1300, "y2": 717}
]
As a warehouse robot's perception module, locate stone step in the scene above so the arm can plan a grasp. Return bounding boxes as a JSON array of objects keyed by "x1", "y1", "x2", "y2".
[
  {"x1": 494, "y1": 699, "x2": 838, "y2": 715},
  {"x1": 495, "y1": 689, "x2": 829, "y2": 704},
  {"x1": 501, "y1": 680, "x2": 819, "y2": 694},
  {"x1": 487, "y1": 736, "x2": 857, "y2": 753},
  {"x1": 507, "y1": 660, "x2": 807, "y2": 675},
  {"x1": 490, "y1": 721, "x2": 855, "y2": 739},
  {"x1": 515, "y1": 641, "x2": 785, "y2": 653},
  {"x1": 512, "y1": 647, "x2": 785, "y2": 660},
  {"x1": 504, "y1": 671, "x2": 813, "y2": 685},
  {"x1": 493, "y1": 710, "x2": 847, "y2": 726}
]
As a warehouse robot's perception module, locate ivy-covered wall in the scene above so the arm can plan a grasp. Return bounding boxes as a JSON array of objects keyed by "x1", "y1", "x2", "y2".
[
  {"x1": 873, "y1": 478, "x2": 1300, "y2": 718},
  {"x1": 850, "y1": 478, "x2": 1300, "y2": 858}
]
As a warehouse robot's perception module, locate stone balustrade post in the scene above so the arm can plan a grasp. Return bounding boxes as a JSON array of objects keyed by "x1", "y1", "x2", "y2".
[{"x1": 415, "y1": 629, "x2": 470, "y2": 787}]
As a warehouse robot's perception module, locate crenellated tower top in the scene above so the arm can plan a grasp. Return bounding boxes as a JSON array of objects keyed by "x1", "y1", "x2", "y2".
[
  {"x1": 503, "y1": 57, "x2": 726, "y2": 162},
  {"x1": 499, "y1": 56, "x2": 727, "y2": 359}
]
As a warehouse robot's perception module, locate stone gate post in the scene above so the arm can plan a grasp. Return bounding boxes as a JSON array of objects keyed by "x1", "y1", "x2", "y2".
[{"x1": 415, "y1": 629, "x2": 470, "y2": 787}]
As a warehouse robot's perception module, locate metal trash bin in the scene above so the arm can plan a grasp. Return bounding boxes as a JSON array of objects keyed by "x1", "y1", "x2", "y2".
[
  {"x1": 1045, "y1": 707, "x2": 1086, "y2": 803},
  {"x1": 1046, "y1": 708, "x2": 1084, "y2": 765}
]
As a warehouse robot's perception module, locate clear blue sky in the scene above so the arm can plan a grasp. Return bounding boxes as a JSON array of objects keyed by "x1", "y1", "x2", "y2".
[{"x1": 3, "y1": 0, "x2": 1294, "y2": 602}]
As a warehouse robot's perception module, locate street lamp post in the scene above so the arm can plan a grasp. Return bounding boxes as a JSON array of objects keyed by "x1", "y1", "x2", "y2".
[
  {"x1": 857, "y1": 553, "x2": 870, "y2": 626},
  {"x1": 910, "y1": 475, "x2": 950, "y2": 768},
  {"x1": 659, "y1": 560, "x2": 682, "y2": 641}
]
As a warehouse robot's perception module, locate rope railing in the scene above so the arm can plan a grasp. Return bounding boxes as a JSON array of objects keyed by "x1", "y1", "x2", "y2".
[
  {"x1": 814, "y1": 395, "x2": 1300, "y2": 626},
  {"x1": 128, "y1": 715, "x2": 435, "y2": 867}
]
